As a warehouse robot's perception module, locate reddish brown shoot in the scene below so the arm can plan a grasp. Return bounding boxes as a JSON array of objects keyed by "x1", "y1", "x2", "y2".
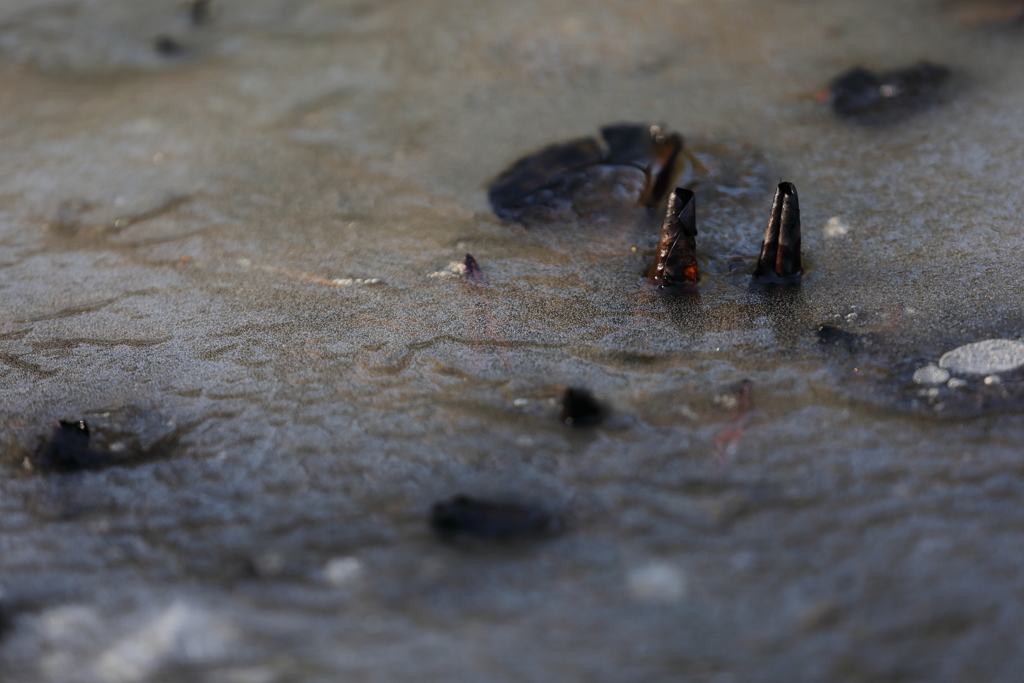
[
  {"x1": 753, "y1": 182, "x2": 802, "y2": 282},
  {"x1": 462, "y1": 253, "x2": 485, "y2": 284},
  {"x1": 646, "y1": 188, "x2": 699, "y2": 293}
]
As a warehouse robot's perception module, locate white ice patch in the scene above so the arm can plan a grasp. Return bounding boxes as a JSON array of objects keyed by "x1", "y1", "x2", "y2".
[
  {"x1": 823, "y1": 216, "x2": 850, "y2": 238},
  {"x1": 94, "y1": 602, "x2": 236, "y2": 683},
  {"x1": 324, "y1": 557, "x2": 363, "y2": 587},
  {"x1": 428, "y1": 260, "x2": 468, "y2": 279},
  {"x1": 913, "y1": 364, "x2": 950, "y2": 385},
  {"x1": 677, "y1": 404, "x2": 699, "y2": 421},
  {"x1": 40, "y1": 604, "x2": 102, "y2": 640},
  {"x1": 627, "y1": 562, "x2": 687, "y2": 602},
  {"x1": 36, "y1": 606, "x2": 104, "y2": 682},
  {"x1": 939, "y1": 339, "x2": 1024, "y2": 375},
  {"x1": 330, "y1": 277, "x2": 380, "y2": 286}
]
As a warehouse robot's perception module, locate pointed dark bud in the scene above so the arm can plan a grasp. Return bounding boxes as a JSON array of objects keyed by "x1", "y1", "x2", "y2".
[
  {"x1": 753, "y1": 182, "x2": 802, "y2": 281},
  {"x1": 462, "y1": 253, "x2": 485, "y2": 283},
  {"x1": 646, "y1": 188, "x2": 699, "y2": 292}
]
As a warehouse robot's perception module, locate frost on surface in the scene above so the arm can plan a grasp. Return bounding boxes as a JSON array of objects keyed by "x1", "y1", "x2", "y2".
[
  {"x1": 95, "y1": 602, "x2": 235, "y2": 683},
  {"x1": 3, "y1": 0, "x2": 1024, "y2": 682},
  {"x1": 18, "y1": 602, "x2": 235, "y2": 683}
]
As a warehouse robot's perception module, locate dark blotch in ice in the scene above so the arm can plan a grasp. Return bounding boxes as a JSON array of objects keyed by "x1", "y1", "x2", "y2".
[
  {"x1": 154, "y1": 36, "x2": 185, "y2": 58},
  {"x1": 33, "y1": 420, "x2": 115, "y2": 472},
  {"x1": 430, "y1": 495, "x2": 556, "y2": 541},
  {"x1": 560, "y1": 387, "x2": 605, "y2": 426},
  {"x1": 753, "y1": 182, "x2": 802, "y2": 283},
  {"x1": 816, "y1": 325, "x2": 871, "y2": 352},
  {"x1": 828, "y1": 62, "x2": 951, "y2": 119},
  {"x1": 487, "y1": 123, "x2": 683, "y2": 222},
  {"x1": 646, "y1": 188, "x2": 699, "y2": 293}
]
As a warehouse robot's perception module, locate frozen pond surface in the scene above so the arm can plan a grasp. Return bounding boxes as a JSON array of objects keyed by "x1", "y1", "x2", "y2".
[{"x1": 3, "y1": 0, "x2": 1024, "y2": 680}]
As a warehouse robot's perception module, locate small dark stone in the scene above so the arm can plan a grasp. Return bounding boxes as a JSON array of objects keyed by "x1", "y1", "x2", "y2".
[
  {"x1": 560, "y1": 387, "x2": 604, "y2": 426},
  {"x1": 430, "y1": 495, "x2": 555, "y2": 540},
  {"x1": 154, "y1": 35, "x2": 185, "y2": 57},
  {"x1": 33, "y1": 420, "x2": 114, "y2": 472},
  {"x1": 646, "y1": 188, "x2": 699, "y2": 293},
  {"x1": 828, "y1": 62, "x2": 951, "y2": 120},
  {"x1": 753, "y1": 182, "x2": 802, "y2": 283}
]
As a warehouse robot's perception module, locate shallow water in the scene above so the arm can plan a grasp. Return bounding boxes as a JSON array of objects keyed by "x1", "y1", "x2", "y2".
[{"x1": 3, "y1": 1, "x2": 1024, "y2": 681}]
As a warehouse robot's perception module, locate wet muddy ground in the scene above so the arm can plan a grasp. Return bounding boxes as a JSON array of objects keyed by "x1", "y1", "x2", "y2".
[{"x1": 3, "y1": 1, "x2": 1024, "y2": 681}]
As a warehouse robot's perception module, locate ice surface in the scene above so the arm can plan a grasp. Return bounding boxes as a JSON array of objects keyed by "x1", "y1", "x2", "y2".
[{"x1": 3, "y1": 0, "x2": 1024, "y2": 681}]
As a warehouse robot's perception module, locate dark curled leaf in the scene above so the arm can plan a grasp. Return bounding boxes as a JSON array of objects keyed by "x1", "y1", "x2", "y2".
[
  {"x1": 32, "y1": 420, "x2": 115, "y2": 472},
  {"x1": 828, "y1": 62, "x2": 951, "y2": 120},
  {"x1": 487, "y1": 123, "x2": 684, "y2": 222},
  {"x1": 430, "y1": 495, "x2": 557, "y2": 541}
]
